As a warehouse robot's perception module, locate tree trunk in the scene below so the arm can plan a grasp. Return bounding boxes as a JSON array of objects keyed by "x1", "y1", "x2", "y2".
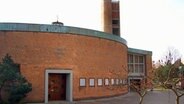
[
  {"x1": 0, "y1": 89, "x2": 2, "y2": 104},
  {"x1": 139, "y1": 97, "x2": 143, "y2": 104},
  {"x1": 176, "y1": 96, "x2": 179, "y2": 104}
]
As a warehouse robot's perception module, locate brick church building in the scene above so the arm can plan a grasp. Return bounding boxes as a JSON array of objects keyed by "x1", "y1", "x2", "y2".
[{"x1": 0, "y1": 0, "x2": 152, "y2": 103}]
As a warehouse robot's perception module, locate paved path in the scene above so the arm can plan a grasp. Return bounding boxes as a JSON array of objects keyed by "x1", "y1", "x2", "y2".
[
  {"x1": 30, "y1": 90, "x2": 184, "y2": 104},
  {"x1": 73, "y1": 90, "x2": 184, "y2": 104}
]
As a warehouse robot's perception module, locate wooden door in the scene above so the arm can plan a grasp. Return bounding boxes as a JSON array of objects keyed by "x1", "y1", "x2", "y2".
[{"x1": 48, "y1": 74, "x2": 66, "y2": 101}]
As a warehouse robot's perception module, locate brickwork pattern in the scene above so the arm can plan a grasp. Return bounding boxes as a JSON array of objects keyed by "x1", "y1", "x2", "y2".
[
  {"x1": 0, "y1": 31, "x2": 128, "y2": 102},
  {"x1": 146, "y1": 55, "x2": 153, "y2": 88}
]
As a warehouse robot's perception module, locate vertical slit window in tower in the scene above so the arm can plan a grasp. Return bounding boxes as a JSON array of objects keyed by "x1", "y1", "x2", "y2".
[
  {"x1": 112, "y1": 28, "x2": 119, "y2": 35},
  {"x1": 112, "y1": 20, "x2": 119, "y2": 25}
]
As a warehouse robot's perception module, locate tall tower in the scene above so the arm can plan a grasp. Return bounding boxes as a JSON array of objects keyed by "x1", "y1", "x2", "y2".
[{"x1": 102, "y1": 0, "x2": 120, "y2": 36}]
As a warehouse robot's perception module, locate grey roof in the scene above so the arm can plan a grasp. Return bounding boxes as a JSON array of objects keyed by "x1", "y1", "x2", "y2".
[
  {"x1": 128, "y1": 48, "x2": 152, "y2": 55},
  {"x1": 0, "y1": 23, "x2": 127, "y2": 45}
]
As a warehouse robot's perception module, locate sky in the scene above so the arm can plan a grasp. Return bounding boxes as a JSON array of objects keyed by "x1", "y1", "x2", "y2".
[{"x1": 0, "y1": 0, "x2": 184, "y2": 61}]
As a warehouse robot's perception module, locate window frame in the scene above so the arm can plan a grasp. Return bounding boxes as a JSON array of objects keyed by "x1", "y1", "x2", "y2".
[
  {"x1": 104, "y1": 78, "x2": 110, "y2": 86},
  {"x1": 111, "y1": 78, "x2": 115, "y2": 85},
  {"x1": 97, "y1": 78, "x2": 103, "y2": 87},
  {"x1": 79, "y1": 78, "x2": 86, "y2": 87},
  {"x1": 128, "y1": 54, "x2": 145, "y2": 74},
  {"x1": 89, "y1": 78, "x2": 95, "y2": 87}
]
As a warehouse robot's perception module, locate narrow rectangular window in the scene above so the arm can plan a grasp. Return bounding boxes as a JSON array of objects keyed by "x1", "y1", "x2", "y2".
[
  {"x1": 80, "y1": 78, "x2": 86, "y2": 87},
  {"x1": 116, "y1": 79, "x2": 119, "y2": 85},
  {"x1": 112, "y1": 20, "x2": 119, "y2": 25},
  {"x1": 97, "y1": 79, "x2": 103, "y2": 86},
  {"x1": 89, "y1": 78, "x2": 95, "y2": 87},
  {"x1": 135, "y1": 64, "x2": 139, "y2": 73},
  {"x1": 128, "y1": 64, "x2": 134, "y2": 73},
  {"x1": 120, "y1": 79, "x2": 122, "y2": 84},
  {"x1": 135, "y1": 55, "x2": 139, "y2": 63},
  {"x1": 139, "y1": 56, "x2": 144, "y2": 63},
  {"x1": 112, "y1": 28, "x2": 119, "y2": 35},
  {"x1": 128, "y1": 54, "x2": 133, "y2": 63},
  {"x1": 105, "y1": 78, "x2": 109, "y2": 86},
  {"x1": 111, "y1": 79, "x2": 115, "y2": 85},
  {"x1": 123, "y1": 79, "x2": 126, "y2": 85},
  {"x1": 139, "y1": 64, "x2": 144, "y2": 73},
  {"x1": 124, "y1": 79, "x2": 127, "y2": 85}
]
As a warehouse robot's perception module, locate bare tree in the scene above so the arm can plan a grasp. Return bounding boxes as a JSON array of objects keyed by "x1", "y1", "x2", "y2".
[
  {"x1": 122, "y1": 66, "x2": 153, "y2": 104},
  {"x1": 154, "y1": 48, "x2": 184, "y2": 104},
  {"x1": 162, "y1": 60, "x2": 184, "y2": 104},
  {"x1": 129, "y1": 79, "x2": 148, "y2": 104},
  {"x1": 163, "y1": 47, "x2": 181, "y2": 65}
]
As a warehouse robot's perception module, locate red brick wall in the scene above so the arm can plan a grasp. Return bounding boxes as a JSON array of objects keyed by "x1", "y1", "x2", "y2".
[
  {"x1": 145, "y1": 54, "x2": 153, "y2": 88},
  {"x1": 0, "y1": 31, "x2": 128, "y2": 102},
  {"x1": 102, "y1": 0, "x2": 112, "y2": 34}
]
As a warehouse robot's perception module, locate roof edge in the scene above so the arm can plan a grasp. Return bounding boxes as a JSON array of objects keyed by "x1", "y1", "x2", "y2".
[
  {"x1": 128, "y1": 47, "x2": 152, "y2": 55},
  {"x1": 0, "y1": 22, "x2": 127, "y2": 45}
]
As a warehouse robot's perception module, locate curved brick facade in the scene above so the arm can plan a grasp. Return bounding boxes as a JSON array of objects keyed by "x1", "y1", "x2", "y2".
[{"x1": 0, "y1": 23, "x2": 128, "y2": 102}]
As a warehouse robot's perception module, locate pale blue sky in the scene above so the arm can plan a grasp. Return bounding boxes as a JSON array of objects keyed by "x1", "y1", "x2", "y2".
[{"x1": 0, "y1": 0, "x2": 184, "y2": 61}]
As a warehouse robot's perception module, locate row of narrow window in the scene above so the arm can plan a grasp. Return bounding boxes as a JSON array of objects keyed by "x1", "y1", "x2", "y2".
[{"x1": 79, "y1": 78, "x2": 127, "y2": 87}]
